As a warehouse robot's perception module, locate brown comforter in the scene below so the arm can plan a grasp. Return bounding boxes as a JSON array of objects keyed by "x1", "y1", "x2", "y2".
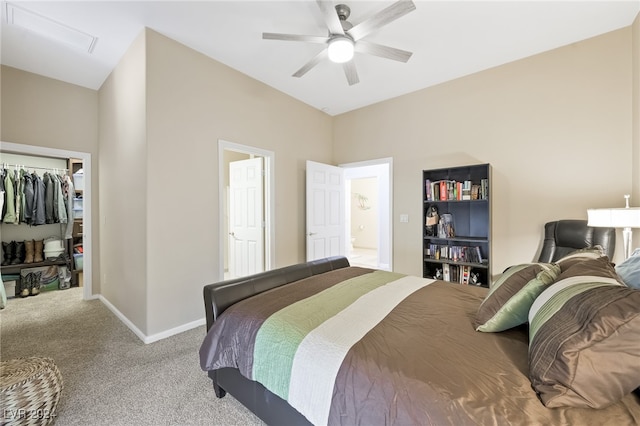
[{"x1": 199, "y1": 267, "x2": 640, "y2": 425}]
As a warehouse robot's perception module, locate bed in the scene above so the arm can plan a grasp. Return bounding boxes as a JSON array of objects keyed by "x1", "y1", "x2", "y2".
[{"x1": 199, "y1": 255, "x2": 640, "y2": 425}]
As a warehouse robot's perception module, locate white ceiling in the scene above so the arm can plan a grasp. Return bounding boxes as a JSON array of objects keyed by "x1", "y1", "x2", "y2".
[{"x1": 2, "y1": 1, "x2": 639, "y2": 116}]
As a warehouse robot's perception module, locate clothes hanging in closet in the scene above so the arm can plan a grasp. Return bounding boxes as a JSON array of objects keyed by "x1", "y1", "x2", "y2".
[
  {"x1": 31, "y1": 172, "x2": 46, "y2": 225},
  {"x1": 62, "y1": 176, "x2": 74, "y2": 239},
  {"x1": 2, "y1": 169, "x2": 16, "y2": 224},
  {"x1": 1, "y1": 167, "x2": 74, "y2": 226}
]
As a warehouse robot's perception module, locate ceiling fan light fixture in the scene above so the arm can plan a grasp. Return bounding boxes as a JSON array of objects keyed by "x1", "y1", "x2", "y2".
[{"x1": 327, "y1": 37, "x2": 354, "y2": 63}]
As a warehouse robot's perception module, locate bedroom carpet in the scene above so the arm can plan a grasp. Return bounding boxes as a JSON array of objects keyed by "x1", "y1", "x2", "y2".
[{"x1": 0, "y1": 287, "x2": 263, "y2": 426}]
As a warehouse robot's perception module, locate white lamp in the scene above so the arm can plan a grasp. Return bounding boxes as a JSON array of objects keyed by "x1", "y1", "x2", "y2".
[
  {"x1": 587, "y1": 195, "x2": 640, "y2": 260},
  {"x1": 327, "y1": 36, "x2": 354, "y2": 63}
]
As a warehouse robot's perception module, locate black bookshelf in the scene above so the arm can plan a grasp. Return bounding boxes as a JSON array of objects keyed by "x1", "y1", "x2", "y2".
[{"x1": 423, "y1": 164, "x2": 491, "y2": 288}]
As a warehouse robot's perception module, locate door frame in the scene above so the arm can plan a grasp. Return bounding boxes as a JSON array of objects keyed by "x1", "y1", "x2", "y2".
[
  {"x1": 340, "y1": 157, "x2": 393, "y2": 271},
  {"x1": 0, "y1": 141, "x2": 93, "y2": 300},
  {"x1": 218, "y1": 139, "x2": 274, "y2": 281}
]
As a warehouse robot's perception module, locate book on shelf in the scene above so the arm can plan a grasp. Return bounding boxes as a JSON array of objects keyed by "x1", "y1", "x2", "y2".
[
  {"x1": 475, "y1": 246, "x2": 483, "y2": 263},
  {"x1": 480, "y1": 178, "x2": 489, "y2": 199},
  {"x1": 425, "y1": 180, "x2": 456, "y2": 201},
  {"x1": 439, "y1": 181, "x2": 447, "y2": 200},
  {"x1": 440, "y1": 264, "x2": 471, "y2": 284},
  {"x1": 462, "y1": 180, "x2": 472, "y2": 200},
  {"x1": 461, "y1": 265, "x2": 471, "y2": 285},
  {"x1": 426, "y1": 244, "x2": 437, "y2": 259},
  {"x1": 437, "y1": 213, "x2": 455, "y2": 238},
  {"x1": 427, "y1": 179, "x2": 487, "y2": 201},
  {"x1": 425, "y1": 244, "x2": 483, "y2": 265},
  {"x1": 471, "y1": 184, "x2": 480, "y2": 200}
]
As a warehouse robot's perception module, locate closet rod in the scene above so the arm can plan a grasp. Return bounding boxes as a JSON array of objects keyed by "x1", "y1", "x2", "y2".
[{"x1": 2, "y1": 163, "x2": 68, "y2": 172}]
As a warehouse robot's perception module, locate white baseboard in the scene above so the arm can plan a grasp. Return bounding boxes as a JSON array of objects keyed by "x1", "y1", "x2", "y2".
[
  {"x1": 98, "y1": 295, "x2": 205, "y2": 344},
  {"x1": 144, "y1": 317, "x2": 206, "y2": 344},
  {"x1": 98, "y1": 295, "x2": 147, "y2": 342}
]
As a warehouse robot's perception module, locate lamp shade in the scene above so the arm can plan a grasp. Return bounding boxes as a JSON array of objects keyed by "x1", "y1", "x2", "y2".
[
  {"x1": 587, "y1": 207, "x2": 640, "y2": 228},
  {"x1": 327, "y1": 37, "x2": 354, "y2": 63}
]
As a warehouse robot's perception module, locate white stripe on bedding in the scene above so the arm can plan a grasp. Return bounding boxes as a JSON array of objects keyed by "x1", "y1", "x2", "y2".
[{"x1": 287, "y1": 275, "x2": 434, "y2": 426}]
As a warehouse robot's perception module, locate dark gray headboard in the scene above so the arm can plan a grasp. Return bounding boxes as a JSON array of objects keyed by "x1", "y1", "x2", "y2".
[{"x1": 203, "y1": 256, "x2": 350, "y2": 331}]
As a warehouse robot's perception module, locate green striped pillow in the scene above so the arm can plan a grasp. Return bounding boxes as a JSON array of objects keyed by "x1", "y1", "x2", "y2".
[
  {"x1": 528, "y1": 257, "x2": 640, "y2": 409},
  {"x1": 554, "y1": 246, "x2": 607, "y2": 271},
  {"x1": 474, "y1": 263, "x2": 560, "y2": 332}
]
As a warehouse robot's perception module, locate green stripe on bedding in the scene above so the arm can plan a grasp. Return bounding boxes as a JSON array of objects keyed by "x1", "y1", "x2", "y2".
[
  {"x1": 528, "y1": 276, "x2": 621, "y2": 343},
  {"x1": 251, "y1": 270, "x2": 405, "y2": 399},
  {"x1": 288, "y1": 275, "x2": 435, "y2": 426}
]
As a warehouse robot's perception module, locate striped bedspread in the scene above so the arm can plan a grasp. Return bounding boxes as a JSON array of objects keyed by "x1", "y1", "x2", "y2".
[
  {"x1": 199, "y1": 266, "x2": 640, "y2": 426},
  {"x1": 252, "y1": 270, "x2": 431, "y2": 425}
]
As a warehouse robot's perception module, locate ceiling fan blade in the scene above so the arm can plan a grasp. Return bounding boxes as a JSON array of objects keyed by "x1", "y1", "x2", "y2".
[
  {"x1": 355, "y1": 41, "x2": 412, "y2": 63},
  {"x1": 316, "y1": 0, "x2": 344, "y2": 35},
  {"x1": 343, "y1": 61, "x2": 359, "y2": 86},
  {"x1": 263, "y1": 33, "x2": 329, "y2": 44},
  {"x1": 347, "y1": 0, "x2": 416, "y2": 41},
  {"x1": 293, "y1": 49, "x2": 328, "y2": 78}
]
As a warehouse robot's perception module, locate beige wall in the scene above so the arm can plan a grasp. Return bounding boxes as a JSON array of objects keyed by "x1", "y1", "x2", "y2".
[
  {"x1": 333, "y1": 27, "x2": 633, "y2": 277},
  {"x1": 1, "y1": 66, "x2": 98, "y2": 152},
  {"x1": 98, "y1": 31, "x2": 148, "y2": 332},
  {"x1": 142, "y1": 30, "x2": 332, "y2": 335},
  {"x1": 0, "y1": 65, "x2": 100, "y2": 291},
  {"x1": 633, "y1": 14, "x2": 640, "y2": 204}
]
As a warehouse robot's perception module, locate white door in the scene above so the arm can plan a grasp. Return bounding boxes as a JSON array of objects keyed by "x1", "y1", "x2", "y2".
[
  {"x1": 306, "y1": 161, "x2": 346, "y2": 261},
  {"x1": 229, "y1": 157, "x2": 264, "y2": 277}
]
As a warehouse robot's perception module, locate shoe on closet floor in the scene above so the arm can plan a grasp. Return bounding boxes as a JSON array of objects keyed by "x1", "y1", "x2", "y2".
[
  {"x1": 24, "y1": 239, "x2": 35, "y2": 264},
  {"x1": 2, "y1": 241, "x2": 15, "y2": 266},
  {"x1": 30, "y1": 272, "x2": 41, "y2": 296},
  {"x1": 19, "y1": 273, "x2": 31, "y2": 298},
  {"x1": 33, "y1": 240, "x2": 44, "y2": 263},
  {"x1": 11, "y1": 241, "x2": 25, "y2": 265}
]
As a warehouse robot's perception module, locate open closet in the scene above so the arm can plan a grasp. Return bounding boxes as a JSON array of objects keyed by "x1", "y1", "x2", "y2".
[{"x1": 0, "y1": 152, "x2": 84, "y2": 300}]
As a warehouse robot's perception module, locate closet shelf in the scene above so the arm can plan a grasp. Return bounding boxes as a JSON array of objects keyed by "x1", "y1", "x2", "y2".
[{"x1": 0, "y1": 258, "x2": 71, "y2": 275}]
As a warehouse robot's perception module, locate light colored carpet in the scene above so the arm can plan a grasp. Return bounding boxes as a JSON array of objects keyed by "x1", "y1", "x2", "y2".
[{"x1": 0, "y1": 287, "x2": 264, "y2": 426}]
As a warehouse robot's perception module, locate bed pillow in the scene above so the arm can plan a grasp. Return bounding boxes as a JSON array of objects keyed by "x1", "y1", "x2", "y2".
[
  {"x1": 553, "y1": 246, "x2": 606, "y2": 271},
  {"x1": 615, "y1": 248, "x2": 640, "y2": 289},
  {"x1": 528, "y1": 260, "x2": 640, "y2": 409},
  {"x1": 474, "y1": 263, "x2": 560, "y2": 332}
]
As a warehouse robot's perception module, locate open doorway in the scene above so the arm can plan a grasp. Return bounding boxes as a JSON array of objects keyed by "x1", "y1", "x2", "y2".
[
  {"x1": 341, "y1": 158, "x2": 392, "y2": 271},
  {"x1": 0, "y1": 141, "x2": 93, "y2": 300},
  {"x1": 218, "y1": 140, "x2": 274, "y2": 281},
  {"x1": 348, "y1": 177, "x2": 379, "y2": 268}
]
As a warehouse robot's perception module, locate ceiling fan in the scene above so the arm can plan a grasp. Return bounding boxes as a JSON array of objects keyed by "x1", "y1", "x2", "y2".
[{"x1": 263, "y1": 0, "x2": 416, "y2": 86}]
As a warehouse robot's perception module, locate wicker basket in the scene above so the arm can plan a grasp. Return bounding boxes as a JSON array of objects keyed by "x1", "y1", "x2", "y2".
[{"x1": 0, "y1": 357, "x2": 63, "y2": 426}]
